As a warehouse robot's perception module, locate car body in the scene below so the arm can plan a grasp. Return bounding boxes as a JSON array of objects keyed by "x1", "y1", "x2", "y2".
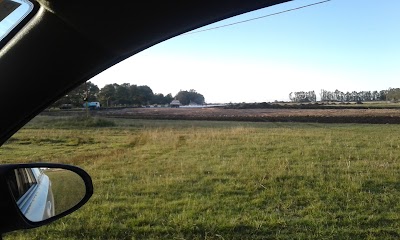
[{"x1": 7, "y1": 167, "x2": 55, "y2": 222}]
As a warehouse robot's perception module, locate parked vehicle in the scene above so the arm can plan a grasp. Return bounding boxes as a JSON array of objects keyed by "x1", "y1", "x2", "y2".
[{"x1": 83, "y1": 102, "x2": 100, "y2": 109}]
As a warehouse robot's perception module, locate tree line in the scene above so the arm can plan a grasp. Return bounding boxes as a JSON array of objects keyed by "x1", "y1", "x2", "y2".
[
  {"x1": 290, "y1": 88, "x2": 400, "y2": 103},
  {"x1": 289, "y1": 91, "x2": 316, "y2": 102},
  {"x1": 53, "y1": 82, "x2": 205, "y2": 108}
]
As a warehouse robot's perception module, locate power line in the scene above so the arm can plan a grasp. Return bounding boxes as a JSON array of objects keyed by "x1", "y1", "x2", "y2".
[{"x1": 182, "y1": 0, "x2": 332, "y2": 36}]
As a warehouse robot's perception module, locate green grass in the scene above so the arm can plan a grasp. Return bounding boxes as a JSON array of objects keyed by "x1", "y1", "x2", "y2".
[
  {"x1": 25, "y1": 116, "x2": 116, "y2": 129},
  {"x1": 45, "y1": 169, "x2": 86, "y2": 215},
  {"x1": 2, "y1": 116, "x2": 400, "y2": 239}
]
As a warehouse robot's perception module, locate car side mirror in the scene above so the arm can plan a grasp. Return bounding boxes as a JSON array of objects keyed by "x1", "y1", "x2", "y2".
[{"x1": 0, "y1": 163, "x2": 93, "y2": 235}]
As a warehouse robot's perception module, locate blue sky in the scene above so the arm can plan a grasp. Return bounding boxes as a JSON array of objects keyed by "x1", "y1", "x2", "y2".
[{"x1": 92, "y1": 0, "x2": 400, "y2": 103}]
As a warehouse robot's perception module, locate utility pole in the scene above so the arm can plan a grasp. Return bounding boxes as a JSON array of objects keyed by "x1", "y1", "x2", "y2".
[{"x1": 85, "y1": 81, "x2": 89, "y2": 118}]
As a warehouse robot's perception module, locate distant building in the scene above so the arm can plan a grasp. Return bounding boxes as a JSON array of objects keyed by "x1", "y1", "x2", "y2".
[{"x1": 170, "y1": 99, "x2": 181, "y2": 108}]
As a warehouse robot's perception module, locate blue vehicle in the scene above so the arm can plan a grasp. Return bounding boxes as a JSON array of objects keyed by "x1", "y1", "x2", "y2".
[{"x1": 83, "y1": 102, "x2": 100, "y2": 109}]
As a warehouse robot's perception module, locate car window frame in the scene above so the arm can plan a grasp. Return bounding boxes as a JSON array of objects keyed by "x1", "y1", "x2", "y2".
[{"x1": 0, "y1": 0, "x2": 38, "y2": 49}]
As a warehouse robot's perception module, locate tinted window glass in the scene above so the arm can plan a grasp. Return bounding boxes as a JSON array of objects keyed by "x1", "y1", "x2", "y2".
[{"x1": 8, "y1": 168, "x2": 37, "y2": 201}]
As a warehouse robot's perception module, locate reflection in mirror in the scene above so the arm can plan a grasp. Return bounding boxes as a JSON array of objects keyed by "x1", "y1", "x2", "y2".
[{"x1": 5, "y1": 167, "x2": 86, "y2": 222}]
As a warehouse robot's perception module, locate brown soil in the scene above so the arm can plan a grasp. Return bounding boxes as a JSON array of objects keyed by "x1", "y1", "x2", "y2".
[{"x1": 92, "y1": 107, "x2": 400, "y2": 124}]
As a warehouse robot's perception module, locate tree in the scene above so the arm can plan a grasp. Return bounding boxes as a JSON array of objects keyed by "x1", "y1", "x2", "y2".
[
  {"x1": 54, "y1": 81, "x2": 202, "y2": 108},
  {"x1": 99, "y1": 83, "x2": 159, "y2": 106},
  {"x1": 115, "y1": 83, "x2": 132, "y2": 105},
  {"x1": 175, "y1": 89, "x2": 205, "y2": 105},
  {"x1": 164, "y1": 93, "x2": 173, "y2": 104},
  {"x1": 99, "y1": 84, "x2": 117, "y2": 107},
  {"x1": 52, "y1": 81, "x2": 99, "y2": 107},
  {"x1": 152, "y1": 93, "x2": 164, "y2": 105},
  {"x1": 136, "y1": 85, "x2": 154, "y2": 105},
  {"x1": 319, "y1": 89, "x2": 390, "y2": 102},
  {"x1": 151, "y1": 93, "x2": 174, "y2": 105},
  {"x1": 379, "y1": 90, "x2": 387, "y2": 101},
  {"x1": 387, "y1": 88, "x2": 400, "y2": 102},
  {"x1": 289, "y1": 91, "x2": 316, "y2": 102}
]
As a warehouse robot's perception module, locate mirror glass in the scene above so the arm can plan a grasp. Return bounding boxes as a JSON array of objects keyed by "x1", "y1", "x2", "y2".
[
  {"x1": 5, "y1": 167, "x2": 86, "y2": 222},
  {"x1": 0, "y1": 0, "x2": 33, "y2": 42}
]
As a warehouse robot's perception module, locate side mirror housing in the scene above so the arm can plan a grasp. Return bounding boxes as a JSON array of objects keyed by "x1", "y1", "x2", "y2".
[{"x1": 0, "y1": 163, "x2": 93, "y2": 234}]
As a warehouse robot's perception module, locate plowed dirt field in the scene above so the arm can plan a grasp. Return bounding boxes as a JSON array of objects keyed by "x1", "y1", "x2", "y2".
[{"x1": 92, "y1": 107, "x2": 400, "y2": 124}]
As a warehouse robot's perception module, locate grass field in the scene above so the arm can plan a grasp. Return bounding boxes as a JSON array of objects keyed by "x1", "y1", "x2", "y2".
[{"x1": 2, "y1": 116, "x2": 400, "y2": 239}]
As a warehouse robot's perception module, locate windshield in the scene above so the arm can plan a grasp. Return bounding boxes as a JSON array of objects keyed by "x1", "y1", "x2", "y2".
[
  {"x1": 92, "y1": 0, "x2": 400, "y2": 104},
  {"x1": 3, "y1": 1, "x2": 400, "y2": 239}
]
